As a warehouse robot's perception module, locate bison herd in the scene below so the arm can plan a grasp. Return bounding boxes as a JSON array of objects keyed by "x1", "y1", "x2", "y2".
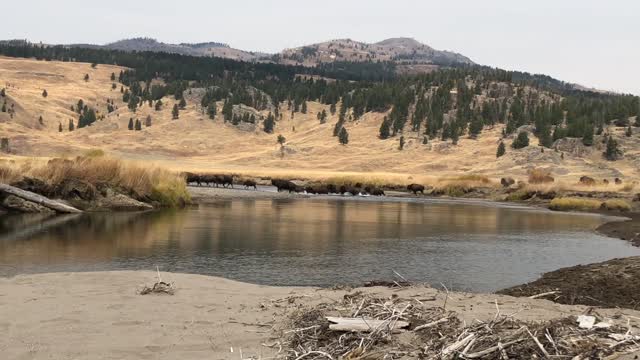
[{"x1": 185, "y1": 173, "x2": 438, "y2": 198}]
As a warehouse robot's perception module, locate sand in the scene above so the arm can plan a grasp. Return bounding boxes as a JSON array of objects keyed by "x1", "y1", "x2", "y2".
[{"x1": 2, "y1": 271, "x2": 640, "y2": 359}]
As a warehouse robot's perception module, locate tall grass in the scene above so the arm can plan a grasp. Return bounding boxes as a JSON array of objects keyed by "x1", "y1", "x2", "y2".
[
  {"x1": 549, "y1": 197, "x2": 602, "y2": 211},
  {"x1": 528, "y1": 168, "x2": 554, "y2": 184},
  {"x1": 0, "y1": 156, "x2": 189, "y2": 207}
]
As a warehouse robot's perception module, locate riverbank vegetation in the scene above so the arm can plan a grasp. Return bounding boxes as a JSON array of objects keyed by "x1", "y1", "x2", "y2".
[{"x1": 0, "y1": 153, "x2": 189, "y2": 208}]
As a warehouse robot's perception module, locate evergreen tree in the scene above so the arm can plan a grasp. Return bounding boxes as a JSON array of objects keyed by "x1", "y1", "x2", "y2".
[
  {"x1": 338, "y1": 126, "x2": 349, "y2": 145},
  {"x1": 172, "y1": 104, "x2": 179, "y2": 119},
  {"x1": 277, "y1": 134, "x2": 286, "y2": 146},
  {"x1": 263, "y1": 112, "x2": 275, "y2": 133},
  {"x1": 38, "y1": 116, "x2": 44, "y2": 125},
  {"x1": 379, "y1": 117, "x2": 391, "y2": 139},
  {"x1": 222, "y1": 100, "x2": 233, "y2": 122},
  {"x1": 84, "y1": 74, "x2": 90, "y2": 82},
  {"x1": 604, "y1": 137, "x2": 622, "y2": 160},
  {"x1": 42, "y1": 89, "x2": 48, "y2": 98},
  {"x1": 179, "y1": 97, "x2": 187, "y2": 109},
  {"x1": 128, "y1": 118, "x2": 134, "y2": 130},
  {"x1": 128, "y1": 95, "x2": 138, "y2": 112},
  {"x1": 68, "y1": 119, "x2": 75, "y2": 131},
  {"x1": 511, "y1": 131, "x2": 529, "y2": 149},
  {"x1": 318, "y1": 109, "x2": 327, "y2": 124},
  {"x1": 135, "y1": 119, "x2": 142, "y2": 131},
  {"x1": 155, "y1": 99, "x2": 163, "y2": 111},
  {"x1": 399, "y1": 136, "x2": 405, "y2": 150},
  {"x1": 145, "y1": 115, "x2": 152, "y2": 127},
  {"x1": 626, "y1": 126, "x2": 633, "y2": 137},
  {"x1": 329, "y1": 102, "x2": 337, "y2": 115},
  {"x1": 301, "y1": 101, "x2": 307, "y2": 114},
  {"x1": 582, "y1": 127, "x2": 594, "y2": 146},
  {"x1": 207, "y1": 102, "x2": 217, "y2": 119},
  {"x1": 58, "y1": 122, "x2": 63, "y2": 132},
  {"x1": 468, "y1": 117, "x2": 483, "y2": 138},
  {"x1": 422, "y1": 136, "x2": 428, "y2": 145},
  {"x1": 110, "y1": 72, "x2": 116, "y2": 81},
  {"x1": 496, "y1": 141, "x2": 506, "y2": 158}
]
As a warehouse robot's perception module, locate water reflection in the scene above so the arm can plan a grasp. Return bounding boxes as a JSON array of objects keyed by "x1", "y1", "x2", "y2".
[{"x1": 0, "y1": 198, "x2": 638, "y2": 292}]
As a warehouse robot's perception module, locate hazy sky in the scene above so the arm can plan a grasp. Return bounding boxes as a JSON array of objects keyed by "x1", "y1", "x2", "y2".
[{"x1": 5, "y1": 0, "x2": 639, "y2": 95}]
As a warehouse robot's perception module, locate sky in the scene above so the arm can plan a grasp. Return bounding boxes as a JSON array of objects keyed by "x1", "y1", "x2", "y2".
[{"x1": 4, "y1": 0, "x2": 639, "y2": 95}]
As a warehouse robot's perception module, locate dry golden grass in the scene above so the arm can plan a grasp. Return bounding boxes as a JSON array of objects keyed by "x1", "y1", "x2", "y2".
[
  {"x1": 0, "y1": 156, "x2": 189, "y2": 207},
  {"x1": 601, "y1": 199, "x2": 632, "y2": 212},
  {"x1": 549, "y1": 197, "x2": 602, "y2": 211},
  {"x1": 528, "y1": 168, "x2": 554, "y2": 184}
]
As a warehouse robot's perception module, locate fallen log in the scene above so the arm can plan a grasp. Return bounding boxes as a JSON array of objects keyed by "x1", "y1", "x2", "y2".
[
  {"x1": 326, "y1": 317, "x2": 409, "y2": 332},
  {"x1": 0, "y1": 183, "x2": 82, "y2": 213}
]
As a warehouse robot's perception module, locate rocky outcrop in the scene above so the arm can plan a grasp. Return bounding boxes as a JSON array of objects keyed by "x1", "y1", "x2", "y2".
[{"x1": 1, "y1": 194, "x2": 56, "y2": 214}]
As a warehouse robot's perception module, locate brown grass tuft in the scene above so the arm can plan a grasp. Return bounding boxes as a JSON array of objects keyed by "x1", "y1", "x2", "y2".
[
  {"x1": 528, "y1": 168, "x2": 554, "y2": 184},
  {"x1": 601, "y1": 199, "x2": 632, "y2": 212},
  {"x1": 549, "y1": 197, "x2": 602, "y2": 211}
]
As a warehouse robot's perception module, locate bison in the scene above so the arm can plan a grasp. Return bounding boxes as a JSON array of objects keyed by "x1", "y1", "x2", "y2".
[
  {"x1": 407, "y1": 184, "x2": 425, "y2": 195},
  {"x1": 370, "y1": 188, "x2": 385, "y2": 196},
  {"x1": 242, "y1": 179, "x2": 257, "y2": 190},
  {"x1": 603, "y1": 179, "x2": 610, "y2": 185},
  {"x1": 184, "y1": 172, "x2": 202, "y2": 186},
  {"x1": 579, "y1": 176, "x2": 596, "y2": 186},
  {"x1": 615, "y1": 178, "x2": 623, "y2": 185},
  {"x1": 500, "y1": 177, "x2": 515, "y2": 188},
  {"x1": 271, "y1": 179, "x2": 297, "y2": 193}
]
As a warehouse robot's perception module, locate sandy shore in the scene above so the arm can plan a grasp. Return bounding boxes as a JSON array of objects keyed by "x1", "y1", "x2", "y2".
[{"x1": 1, "y1": 271, "x2": 640, "y2": 359}]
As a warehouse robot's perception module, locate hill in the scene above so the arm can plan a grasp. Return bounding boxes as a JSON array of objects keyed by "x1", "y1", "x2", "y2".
[
  {"x1": 65, "y1": 37, "x2": 473, "y2": 71},
  {"x1": 0, "y1": 51, "x2": 639, "y2": 188},
  {"x1": 277, "y1": 37, "x2": 474, "y2": 68}
]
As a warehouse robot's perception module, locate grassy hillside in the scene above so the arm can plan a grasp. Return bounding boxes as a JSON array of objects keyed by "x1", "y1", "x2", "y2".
[{"x1": 1, "y1": 56, "x2": 639, "y2": 191}]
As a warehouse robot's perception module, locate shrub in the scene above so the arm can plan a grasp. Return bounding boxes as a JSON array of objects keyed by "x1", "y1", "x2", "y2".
[
  {"x1": 549, "y1": 197, "x2": 602, "y2": 211},
  {"x1": 512, "y1": 131, "x2": 529, "y2": 149},
  {"x1": 601, "y1": 199, "x2": 631, "y2": 212},
  {"x1": 84, "y1": 149, "x2": 105, "y2": 158},
  {"x1": 528, "y1": 168, "x2": 554, "y2": 184}
]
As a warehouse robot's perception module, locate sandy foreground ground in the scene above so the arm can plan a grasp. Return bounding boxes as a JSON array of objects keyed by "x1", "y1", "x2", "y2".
[{"x1": 1, "y1": 271, "x2": 640, "y2": 359}]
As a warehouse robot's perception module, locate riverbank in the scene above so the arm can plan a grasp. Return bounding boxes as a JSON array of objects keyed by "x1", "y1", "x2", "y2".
[{"x1": 1, "y1": 271, "x2": 639, "y2": 359}]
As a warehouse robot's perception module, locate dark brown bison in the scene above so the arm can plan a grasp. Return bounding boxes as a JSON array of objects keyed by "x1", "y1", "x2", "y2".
[
  {"x1": 326, "y1": 184, "x2": 338, "y2": 194},
  {"x1": 218, "y1": 175, "x2": 234, "y2": 188},
  {"x1": 579, "y1": 176, "x2": 596, "y2": 186},
  {"x1": 407, "y1": 184, "x2": 425, "y2": 195},
  {"x1": 271, "y1": 179, "x2": 297, "y2": 193},
  {"x1": 603, "y1": 179, "x2": 610, "y2": 185},
  {"x1": 184, "y1": 172, "x2": 202, "y2": 186},
  {"x1": 370, "y1": 188, "x2": 385, "y2": 196},
  {"x1": 615, "y1": 178, "x2": 623, "y2": 185},
  {"x1": 500, "y1": 177, "x2": 515, "y2": 187},
  {"x1": 242, "y1": 180, "x2": 257, "y2": 190}
]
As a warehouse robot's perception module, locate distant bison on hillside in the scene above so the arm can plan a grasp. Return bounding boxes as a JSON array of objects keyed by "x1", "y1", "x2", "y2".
[
  {"x1": 579, "y1": 176, "x2": 596, "y2": 186},
  {"x1": 500, "y1": 177, "x2": 515, "y2": 188}
]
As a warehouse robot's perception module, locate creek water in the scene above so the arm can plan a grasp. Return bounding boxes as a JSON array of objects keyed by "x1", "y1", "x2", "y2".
[{"x1": 0, "y1": 197, "x2": 638, "y2": 292}]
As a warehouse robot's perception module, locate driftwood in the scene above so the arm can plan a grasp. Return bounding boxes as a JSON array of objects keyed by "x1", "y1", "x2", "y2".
[
  {"x1": 0, "y1": 183, "x2": 82, "y2": 213},
  {"x1": 326, "y1": 317, "x2": 409, "y2": 333}
]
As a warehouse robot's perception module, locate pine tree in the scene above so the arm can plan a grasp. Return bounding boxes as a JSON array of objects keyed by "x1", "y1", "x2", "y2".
[
  {"x1": 399, "y1": 136, "x2": 405, "y2": 150},
  {"x1": 38, "y1": 116, "x2": 44, "y2": 125},
  {"x1": 135, "y1": 119, "x2": 142, "y2": 131},
  {"x1": 263, "y1": 112, "x2": 275, "y2": 133},
  {"x1": 301, "y1": 101, "x2": 307, "y2": 114},
  {"x1": 222, "y1": 100, "x2": 233, "y2": 122},
  {"x1": 277, "y1": 134, "x2": 286, "y2": 146},
  {"x1": 329, "y1": 102, "x2": 337, "y2": 115},
  {"x1": 172, "y1": 104, "x2": 179, "y2": 119},
  {"x1": 128, "y1": 118, "x2": 134, "y2": 130},
  {"x1": 68, "y1": 119, "x2": 75, "y2": 131},
  {"x1": 512, "y1": 131, "x2": 529, "y2": 149},
  {"x1": 145, "y1": 115, "x2": 152, "y2": 127},
  {"x1": 582, "y1": 127, "x2": 594, "y2": 146},
  {"x1": 128, "y1": 96, "x2": 138, "y2": 112},
  {"x1": 42, "y1": 89, "x2": 48, "y2": 98},
  {"x1": 179, "y1": 97, "x2": 187, "y2": 109},
  {"x1": 1, "y1": 102, "x2": 5, "y2": 113},
  {"x1": 59, "y1": 122, "x2": 63, "y2": 132},
  {"x1": 110, "y1": 73, "x2": 116, "y2": 81},
  {"x1": 496, "y1": 141, "x2": 506, "y2": 158},
  {"x1": 207, "y1": 103, "x2": 217, "y2": 119},
  {"x1": 379, "y1": 117, "x2": 391, "y2": 139},
  {"x1": 84, "y1": 74, "x2": 90, "y2": 82},
  {"x1": 626, "y1": 126, "x2": 633, "y2": 137},
  {"x1": 422, "y1": 136, "x2": 428, "y2": 145},
  {"x1": 604, "y1": 137, "x2": 622, "y2": 160},
  {"x1": 338, "y1": 127, "x2": 349, "y2": 145},
  {"x1": 155, "y1": 99, "x2": 163, "y2": 111}
]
